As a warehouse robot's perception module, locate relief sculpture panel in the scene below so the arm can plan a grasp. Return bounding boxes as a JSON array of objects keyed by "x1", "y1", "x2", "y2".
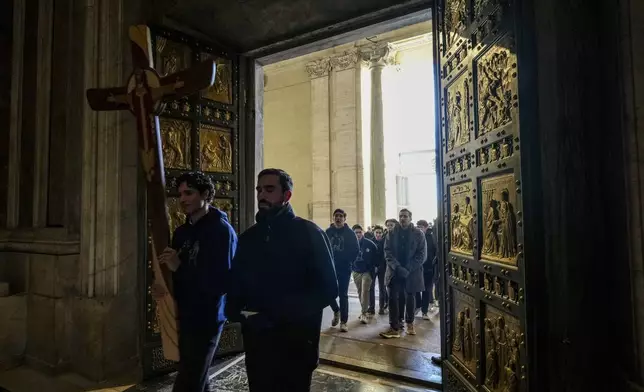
[
  {"x1": 212, "y1": 198, "x2": 233, "y2": 223},
  {"x1": 480, "y1": 173, "x2": 518, "y2": 265},
  {"x1": 160, "y1": 118, "x2": 192, "y2": 169},
  {"x1": 476, "y1": 43, "x2": 517, "y2": 137},
  {"x1": 449, "y1": 182, "x2": 475, "y2": 255},
  {"x1": 155, "y1": 37, "x2": 192, "y2": 76},
  {"x1": 166, "y1": 197, "x2": 185, "y2": 238},
  {"x1": 451, "y1": 290, "x2": 477, "y2": 375},
  {"x1": 201, "y1": 53, "x2": 233, "y2": 104},
  {"x1": 445, "y1": 0, "x2": 468, "y2": 51},
  {"x1": 200, "y1": 124, "x2": 233, "y2": 173},
  {"x1": 446, "y1": 72, "x2": 471, "y2": 151},
  {"x1": 483, "y1": 306, "x2": 521, "y2": 392}
]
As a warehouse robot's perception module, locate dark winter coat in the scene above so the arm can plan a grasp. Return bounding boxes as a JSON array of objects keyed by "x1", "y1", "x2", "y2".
[
  {"x1": 353, "y1": 238, "x2": 378, "y2": 274},
  {"x1": 225, "y1": 204, "x2": 338, "y2": 371},
  {"x1": 373, "y1": 237, "x2": 386, "y2": 270},
  {"x1": 172, "y1": 206, "x2": 237, "y2": 334},
  {"x1": 424, "y1": 229, "x2": 438, "y2": 273},
  {"x1": 325, "y1": 224, "x2": 359, "y2": 275},
  {"x1": 384, "y1": 223, "x2": 427, "y2": 293}
]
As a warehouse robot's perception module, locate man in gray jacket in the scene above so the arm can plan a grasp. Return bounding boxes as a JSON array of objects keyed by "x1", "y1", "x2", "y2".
[{"x1": 380, "y1": 209, "x2": 427, "y2": 338}]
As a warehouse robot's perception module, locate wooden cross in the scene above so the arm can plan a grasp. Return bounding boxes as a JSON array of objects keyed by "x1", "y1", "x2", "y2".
[{"x1": 86, "y1": 25, "x2": 216, "y2": 362}]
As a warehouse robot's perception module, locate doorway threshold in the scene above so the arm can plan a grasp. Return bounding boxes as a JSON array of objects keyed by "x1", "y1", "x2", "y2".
[{"x1": 319, "y1": 334, "x2": 442, "y2": 390}]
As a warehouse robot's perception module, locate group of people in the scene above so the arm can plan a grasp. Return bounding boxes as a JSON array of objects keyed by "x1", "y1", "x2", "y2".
[
  {"x1": 151, "y1": 168, "x2": 439, "y2": 392},
  {"x1": 324, "y1": 209, "x2": 439, "y2": 338}
]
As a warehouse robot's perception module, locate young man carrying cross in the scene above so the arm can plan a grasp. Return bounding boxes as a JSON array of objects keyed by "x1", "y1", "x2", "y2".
[{"x1": 151, "y1": 172, "x2": 237, "y2": 392}]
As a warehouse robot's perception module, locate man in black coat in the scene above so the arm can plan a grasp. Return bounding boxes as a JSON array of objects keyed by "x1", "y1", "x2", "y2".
[
  {"x1": 225, "y1": 168, "x2": 338, "y2": 391},
  {"x1": 151, "y1": 171, "x2": 237, "y2": 392},
  {"x1": 416, "y1": 220, "x2": 438, "y2": 319},
  {"x1": 326, "y1": 209, "x2": 359, "y2": 332},
  {"x1": 368, "y1": 225, "x2": 388, "y2": 315}
]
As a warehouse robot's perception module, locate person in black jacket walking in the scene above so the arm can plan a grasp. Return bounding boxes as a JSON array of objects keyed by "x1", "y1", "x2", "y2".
[
  {"x1": 352, "y1": 224, "x2": 378, "y2": 323},
  {"x1": 326, "y1": 209, "x2": 359, "y2": 332},
  {"x1": 416, "y1": 220, "x2": 438, "y2": 319},
  {"x1": 225, "y1": 168, "x2": 338, "y2": 392},
  {"x1": 368, "y1": 225, "x2": 388, "y2": 315},
  {"x1": 151, "y1": 171, "x2": 237, "y2": 392}
]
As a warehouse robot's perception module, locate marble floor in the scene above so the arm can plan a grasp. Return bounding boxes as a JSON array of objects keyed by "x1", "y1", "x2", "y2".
[
  {"x1": 319, "y1": 285, "x2": 442, "y2": 387},
  {"x1": 130, "y1": 355, "x2": 440, "y2": 392}
]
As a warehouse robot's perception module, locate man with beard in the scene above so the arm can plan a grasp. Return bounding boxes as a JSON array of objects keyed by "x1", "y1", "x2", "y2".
[
  {"x1": 380, "y1": 209, "x2": 426, "y2": 338},
  {"x1": 225, "y1": 168, "x2": 338, "y2": 391},
  {"x1": 415, "y1": 220, "x2": 438, "y2": 319},
  {"x1": 368, "y1": 225, "x2": 388, "y2": 315},
  {"x1": 151, "y1": 171, "x2": 237, "y2": 392},
  {"x1": 326, "y1": 209, "x2": 360, "y2": 332}
]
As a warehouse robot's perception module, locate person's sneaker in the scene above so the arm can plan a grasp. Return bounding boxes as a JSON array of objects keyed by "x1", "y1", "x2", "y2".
[
  {"x1": 340, "y1": 323, "x2": 349, "y2": 332},
  {"x1": 380, "y1": 328, "x2": 401, "y2": 339},
  {"x1": 360, "y1": 314, "x2": 368, "y2": 324},
  {"x1": 431, "y1": 356, "x2": 443, "y2": 366},
  {"x1": 423, "y1": 313, "x2": 430, "y2": 320},
  {"x1": 367, "y1": 309, "x2": 375, "y2": 315},
  {"x1": 407, "y1": 323, "x2": 416, "y2": 335},
  {"x1": 332, "y1": 311, "x2": 340, "y2": 327},
  {"x1": 378, "y1": 308, "x2": 386, "y2": 315}
]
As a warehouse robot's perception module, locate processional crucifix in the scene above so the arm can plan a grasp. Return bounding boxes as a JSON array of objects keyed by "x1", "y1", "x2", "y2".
[{"x1": 86, "y1": 25, "x2": 217, "y2": 361}]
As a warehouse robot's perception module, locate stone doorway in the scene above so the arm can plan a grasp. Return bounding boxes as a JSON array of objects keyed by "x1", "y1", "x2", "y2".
[{"x1": 259, "y1": 19, "x2": 442, "y2": 388}]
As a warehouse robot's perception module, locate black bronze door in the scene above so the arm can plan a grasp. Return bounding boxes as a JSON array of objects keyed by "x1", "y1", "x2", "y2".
[
  {"x1": 141, "y1": 26, "x2": 244, "y2": 377},
  {"x1": 434, "y1": 0, "x2": 526, "y2": 391}
]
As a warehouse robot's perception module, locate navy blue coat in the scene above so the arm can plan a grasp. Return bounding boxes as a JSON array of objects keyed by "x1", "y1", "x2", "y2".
[
  {"x1": 325, "y1": 224, "x2": 359, "y2": 275},
  {"x1": 172, "y1": 206, "x2": 237, "y2": 334}
]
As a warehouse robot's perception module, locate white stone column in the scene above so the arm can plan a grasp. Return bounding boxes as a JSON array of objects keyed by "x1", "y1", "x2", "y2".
[
  {"x1": 329, "y1": 51, "x2": 364, "y2": 224},
  {"x1": 306, "y1": 58, "x2": 332, "y2": 227},
  {"x1": 361, "y1": 43, "x2": 396, "y2": 225}
]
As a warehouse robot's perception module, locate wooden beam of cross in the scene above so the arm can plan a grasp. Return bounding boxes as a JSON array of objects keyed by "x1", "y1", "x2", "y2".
[{"x1": 86, "y1": 25, "x2": 216, "y2": 362}]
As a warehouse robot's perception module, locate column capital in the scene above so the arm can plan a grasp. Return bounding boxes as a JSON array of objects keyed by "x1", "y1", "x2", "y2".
[
  {"x1": 330, "y1": 51, "x2": 360, "y2": 71},
  {"x1": 360, "y1": 43, "x2": 397, "y2": 68},
  {"x1": 306, "y1": 57, "x2": 331, "y2": 79}
]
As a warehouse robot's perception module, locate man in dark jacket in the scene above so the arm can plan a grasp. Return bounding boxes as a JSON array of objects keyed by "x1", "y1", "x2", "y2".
[
  {"x1": 326, "y1": 209, "x2": 359, "y2": 332},
  {"x1": 352, "y1": 224, "x2": 378, "y2": 323},
  {"x1": 151, "y1": 171, "x2": 237, "y2": 392},
  {"x1": 380, "y1": 209, "x2": 426, "y2": 338},
  {"x1": 225, "y1": 168, "x2": 338, "y2": 391},
  {"x1": 416, "y1": 220, "x2": 438, "y2": 319},
  {"x1": 368, "y1": 225, "x2": 388, "y2": 315}
]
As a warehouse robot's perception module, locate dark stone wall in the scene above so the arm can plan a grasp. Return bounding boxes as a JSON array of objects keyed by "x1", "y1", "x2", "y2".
[{"x1": 0, "y1": 0, "x2": 12, "y2": 228}]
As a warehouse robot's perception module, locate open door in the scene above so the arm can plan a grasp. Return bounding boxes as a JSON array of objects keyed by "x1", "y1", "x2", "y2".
[
  {"x1": 140, "y1": 26, "x2": 245, "y2": 377},
  {"x1": 434, "y1": 0, "x2": 526, "y2": 391}
]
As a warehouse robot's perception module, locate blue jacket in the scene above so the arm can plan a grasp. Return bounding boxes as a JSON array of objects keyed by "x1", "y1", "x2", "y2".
[
  {"x1": 325, "y1": 224, "x2": 359, "y2": 274},
  {"x1": 353, "y1": 237, "x2": 378, "y2": 274},
  {"x1": 172, "y1": 206, "x2": 237, "y2": 334}
]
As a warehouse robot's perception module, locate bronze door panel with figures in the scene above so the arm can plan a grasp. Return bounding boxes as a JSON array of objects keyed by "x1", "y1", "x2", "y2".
[
  {"x1": 140, "y1": 26, "x2": 244, "y2": 378},
  {"x1": 435, "y1": 0, "x2": 526, "y2": 391}
]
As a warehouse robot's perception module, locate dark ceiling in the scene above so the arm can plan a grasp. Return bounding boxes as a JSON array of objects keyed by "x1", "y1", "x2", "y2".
[{"x1": 166, "y1": 0, "x2": 431, "y2": 54}]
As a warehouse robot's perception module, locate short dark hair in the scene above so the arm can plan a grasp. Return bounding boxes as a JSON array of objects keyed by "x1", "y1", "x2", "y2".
[
  {"x1": 372, "y1": 224, "x2": 384, "y2": 232},
  {"x1": 333, "y1": 209, "x2": 346, "y2": 217},
  {"x1": 385, "y1": 218, "x2": 398, "y2": 226},
  {"x1": 176, "y1": 172, "x2": 215, "y2": 202},
  {"x1": 258, "y1": 168, "x2": 293, "y2": 192},
  {"x1": 399, "y1": 208, "x2": 412, "y2": 218},
  {"x1": 352, "y1": 224, "x2": 363, "y2": 231},
  {"x1": 417, "y1": 219, "x2": 429, "y2": 228}
]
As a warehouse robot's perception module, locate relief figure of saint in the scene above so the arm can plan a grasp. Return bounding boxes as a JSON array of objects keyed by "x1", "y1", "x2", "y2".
[
  {"x1": 483, "y1": 199, "x2": 501, "y2": 255},
  {"x1": 453, "y1": 311, "x2": 465, "y2": 353},
  {"x1": 498, "y1": 188, "x2": 518, "y2": 259}
]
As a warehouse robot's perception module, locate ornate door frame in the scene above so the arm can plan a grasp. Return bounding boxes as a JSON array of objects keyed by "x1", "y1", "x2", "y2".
[
  {"x1": 139, "y1": 26, "x2": 244, "y2": 378},
  {"x1": 434, "y1": 0, "x2": 527, "y2": 391}
]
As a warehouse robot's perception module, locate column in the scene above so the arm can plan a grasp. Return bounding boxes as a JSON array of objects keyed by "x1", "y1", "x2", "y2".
[
  {"x1": 329, "y1": 51, "x2": 363, "y2": 224},
  {"x1": 306, "y1": 58, "x2": 332, "y2": 226},
  {"x1": 361, "y1": 43, "x2": 395, "y2": 225}
]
